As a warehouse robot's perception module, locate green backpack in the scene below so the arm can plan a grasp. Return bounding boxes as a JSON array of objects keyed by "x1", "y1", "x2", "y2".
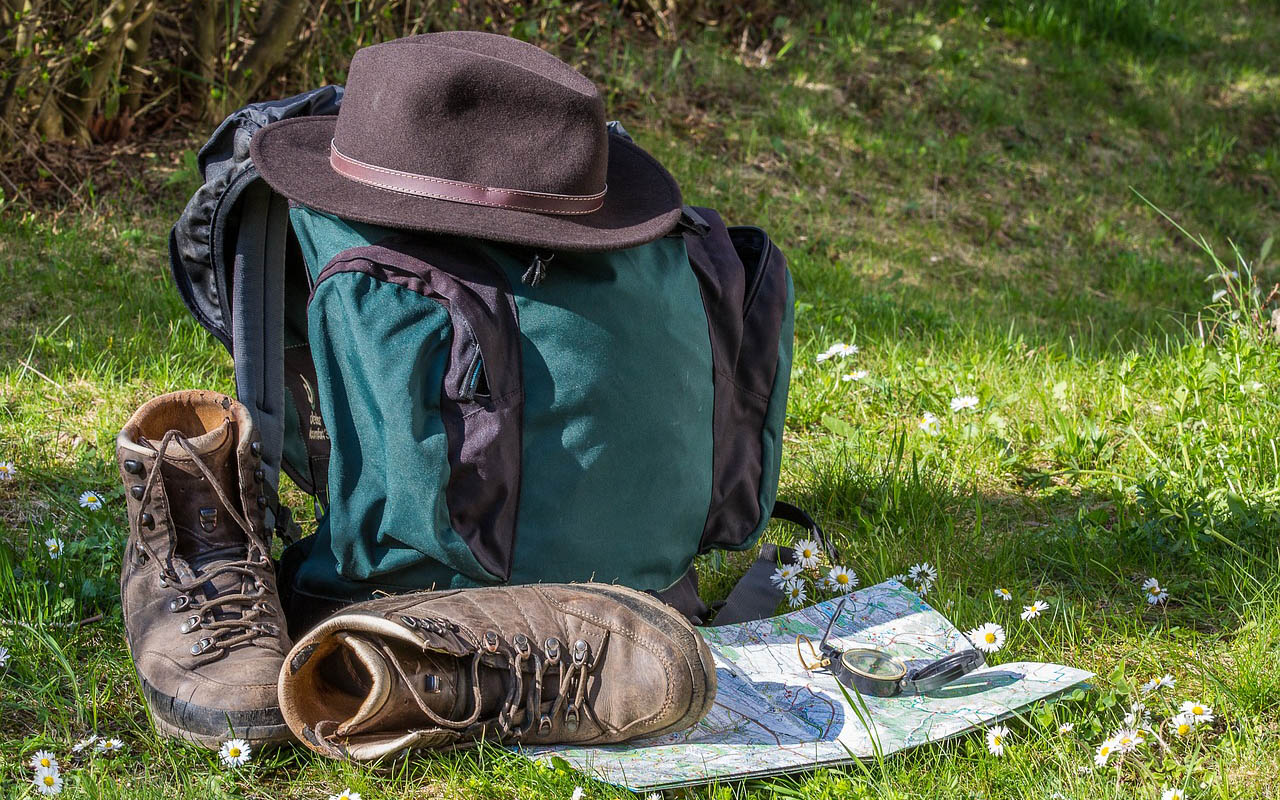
[{"x1": 170, "y1": 90, "x2": 816, "y2": 630}]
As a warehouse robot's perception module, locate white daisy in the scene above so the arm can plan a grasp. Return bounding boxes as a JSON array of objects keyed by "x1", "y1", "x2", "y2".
[
  {"x1": 329, "y1": 790, "x2": 362, "y2": 800},
  {"x1": 1170, "y1": 712, "x2": 1197, "y2": 737},
  {"x1": 1058, "y1": 722, "x2": 1074, "y2": 734},
  {"x1": 824, "y1": 566, "x2": 858, "y2": 594},
  {"x1": 1161, "y1": 788, "x2": 1185, "y2": 800},
  {"x1": 918, "y1": 411, "x2": 940, "y2": 435},
  {"x1": 967, "y1": 622, "x2": 1005, "y2": 653},
  {"x1": 44, "y1": 537, "x2": 65, "y2": 559},
  {"x1": 993, "y1": 587, "x2": 1012, "y2": 601},
  {"x1": 96, "y1": 737, "x2": 124, "y2": 756},
  {"x1": 770, "y1": 563, "x2": 803, "y2": 589},
  {"x1": 888, "y1": 573, "x2": 909, "y2": 585},
  {"x1": 792, "y1": 538, "x2": 822, "y2": 569},
  {"x1": 908, "y1": 562, "x2": 937, "y2": 585},
  {"x1": 1020, "y1": 600, "x2": 1050, "y2": 621},
  {"x1": 950, "y1": 394, "x2": 979, "y2": 412},
  {"x1": 0, "y1": 645, "x2": 9, "y2": 667},
  {"x1": 219, "y1": 738, "x2": 251, "y2": 767},
  {"x1": 1093, "y1": 737, "x2": 1117, "y2": 767},
  {"x1": 842, "y1": 370, "x2": 869, "y2": 382},
  {"x1": 77, "y1": 490, "x2": 104, "y2": 511},
  {"x1": 33, "y1": 768, "x2": 63, "y2": 796},
  {"x1": 985, "y1": 723, "x2": 1009, "y2": 756},
  {"x1": 816, "y1": 342, "x2": 858, "y2": 362},
  {"x1": 0, "y1": 461, "x2": 15, "y2": 481},
  {"x1": 1141, "y1": 577, "x2": 1169, "y2": 605},
  {"x1": 70, "y1": 735, "x2": 98, "y2": 753},
  {"x1": 1113, "y1": 728, "x2": 1145, "y2": 752},
  {"x1": 1141, "y1": 674, "x2": 1176, "y2": 694},
  {"x1": 571, "y1": 787, "x2": 585, "y2": 800},
  {"x1": 785, "y1": 582, "x2": 808, "y2": 609},
  {"x1": 1124, "y1": 701, "x2": 1151, "y2": 728},
  {"x1": 30, "y1": 750, "x2": 59, "y2": 772},
  {"x1": 1179, "y1": 700, "x2": 1214, "y2": 725}
]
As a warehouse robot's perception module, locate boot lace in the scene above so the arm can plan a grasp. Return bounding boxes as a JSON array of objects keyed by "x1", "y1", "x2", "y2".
[{"x1": 132, "y1": 429, "x2": 284, "y2": 658}]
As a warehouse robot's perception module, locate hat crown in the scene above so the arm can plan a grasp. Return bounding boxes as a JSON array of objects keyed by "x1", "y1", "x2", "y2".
[{"x1": 333, "y1": 33, "x2": 608, "y2": 198}]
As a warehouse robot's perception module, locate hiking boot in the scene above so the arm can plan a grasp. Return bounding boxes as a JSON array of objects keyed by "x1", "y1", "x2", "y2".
[
  {"x1": 116, "y1": 390, "x2": 292, "y2": 748},
  {"x1": 278, "y1": 583, "x2": 717, "y2": 759}
]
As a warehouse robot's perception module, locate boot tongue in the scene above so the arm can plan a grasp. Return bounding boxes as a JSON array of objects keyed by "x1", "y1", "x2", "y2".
[
  {"x1": 333, "y1": 634, "x2": 507, "y2": 737},
  {"x1": 144, "y1": 419, "x2": 249, "y2": 560}
]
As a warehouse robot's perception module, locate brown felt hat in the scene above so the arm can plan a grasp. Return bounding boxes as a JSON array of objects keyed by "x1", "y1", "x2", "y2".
[{"x1": 250, "y1": 32, "x2": 683, "y2": 252}]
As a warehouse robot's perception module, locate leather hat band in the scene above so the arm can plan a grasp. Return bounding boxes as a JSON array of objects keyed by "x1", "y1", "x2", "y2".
[{"x1": 329, "y1": 141, "x2": 606, "y2": 215}]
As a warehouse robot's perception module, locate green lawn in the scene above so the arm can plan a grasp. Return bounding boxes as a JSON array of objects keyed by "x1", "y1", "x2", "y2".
[{"x1": 3, "y1": 1, "x2": 1280, "y2": 797}]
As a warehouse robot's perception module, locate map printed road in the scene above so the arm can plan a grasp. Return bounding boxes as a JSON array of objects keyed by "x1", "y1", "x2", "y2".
[{"x1": 526, "y1": 580, "x2": 1093, "y2": 790}]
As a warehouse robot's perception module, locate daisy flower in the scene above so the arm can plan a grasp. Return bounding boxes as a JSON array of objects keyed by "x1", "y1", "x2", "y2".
[
  {"x1": 0, "y1": 645, "x2": 9, "y2": 667},
  {"x1": 785, "y1": 582, "x2": 808, "y2": 609},
  {"x1": 571, "y1": 787, "x2": 585, "y2": 800},
  {"x1": 889, "y1": 573, "x2": 909, "y2": 585},
  {"x1": 44, "y1": 537, "x2": 65, "y2": 558},
  {"x1": 33, "y1": 768, "x2": 63, "y2": 796},
  {"x1": 792, "y1": 539, "x2": 823, "y2": 570},
  {"x1": 985, "y1": 724, "x2": 1009, "y2": 756},
  {"x1": 1179, "y1": 700, "x2": 1214, "y2": 725},
  {"x1": 817, "y1": 342, "x2": 858, "y2": 362},
  {"x1": 770, "y1": 563, "x2": 803, "y2": 589},
  {"x1": 1161, "y1": 788, "x2": 1185, "y2": 800},
  {"x1": 842, "y1": 370, "x2": 869, "y2": 382},
  {"x1": 1113, "y1": 728, "x2": 1145, "y2": 752},
  {"x1": 1124, "y1": 701, "x2": 1151, "y2": 728},
  {"x1": 1141, "y1": 577, "x2": 1169, "y2": 605},
  {"x1": 77, "y1": 490, "x2": 104, "y2": 511},
  {"x1": 993, "y1": 587, "x2": 1012, "y2": 601},
  {"x1": 1093, "y1": 737, "x2": 1117, "y2": 767},
  {"x1": 70, "y1": 735, "x2": 98, "y2": 753},
  {"x1": 967, "y1": 622, "x2": 1005, "y2": 653},
  {"x1": 1141, "y1": 674, "x2": 1176, "y2": 694},
  {"x1": 950, "y1": 394, "x2": 979, "y2": 412},
  {"x1": 824, "y1": 566, "x2": 858, "y2": 594},
  {"x1": 0, "y1": 461, "x2": 15, "y2": 480},
  {"x1": 329, "y1": 791, "x2": 362, "y2": 800},
  {"x1": 1020, "y1": 600, "x2": 1050, "y2": 621},
  {"x1": 96, "y1": 737, "x2": 124, "y2": 756},
  {"x1": 219, "y1": 738, "x2": 252, "y2": 767},
  {"x1": 908, "y1": 562, "x2": 937, "y2": 585},
  {"x1": 30, "y1": 750, "x2": 59, "y2": 772},
  {"x1": 1058, "y1": 722, "x2": 1074, "y2": 734},
  {"x1": 1170, "y1": 712, "x2": 1196, "y2": 737},
  {"x1": 918, "y1": 412, "x2": 940, "y2": 435}
]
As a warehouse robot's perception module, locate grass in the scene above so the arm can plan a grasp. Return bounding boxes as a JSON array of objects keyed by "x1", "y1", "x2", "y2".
[{"x1": 2, "y1": 0, "x2": 1280, "y2": 797}]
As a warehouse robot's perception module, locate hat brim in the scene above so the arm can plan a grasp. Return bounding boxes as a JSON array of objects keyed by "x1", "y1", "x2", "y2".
[{"x1": 250, "y1": 116, "x2": 682, "y2": 253}]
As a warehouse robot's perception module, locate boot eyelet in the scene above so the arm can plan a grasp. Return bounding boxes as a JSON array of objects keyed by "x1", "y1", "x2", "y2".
[
  {"x1": 565, "y1": 707, "x2": 580, "y2": 732},
  {"x1": 544, "y1": 638, "x2": 561, "y2": 662},
  {"x1": 169, "y1": 596, "x2": 190, "y2": 612},
  {"x1": 513, "y1": 633, "x2": 530, "y2": 653},
  {"x1": 256, "y1": 495, "x2": 268, "y2": 509},
  {"x1": 129, "y1": 485, "x2": 144, "y2": 500},
  {"x1": 180, "y1": 615, "x2": 201, "y2": 634},
  {"x1": 139, "y1": 512, "x2": 154, "y2": 528},
  {"x1": 190, "y1": 637, "x2": 213, "y2": 655},
  {"x1": 572, "y1": 640, "x2": 589, "y2": 664},
  {"x1": 123, "y1": 459, "x2": 143, "y2": 474},
  {"x1": 538, "y1": 714, "x2": 553, "y2": 734},
  {"x1": 254, "y1": 468, "x2": 265, "y2": 483},
  {"x1": 250, "y1": 441, "x2": 261, "y2": 458},
  {"x1": 400, "y1": 615, "x2": 418, "y2": 629},
  {"x1": 483, "y1": 631, "x2": 500, "y2": 652}
]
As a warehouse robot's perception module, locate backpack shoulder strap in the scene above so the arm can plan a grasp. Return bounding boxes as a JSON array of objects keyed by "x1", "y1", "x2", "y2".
[{"x1": 169, "y1": 85, "x2": 343, "y2": 542}]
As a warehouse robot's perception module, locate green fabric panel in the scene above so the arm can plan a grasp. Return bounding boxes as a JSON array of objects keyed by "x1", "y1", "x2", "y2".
[
  {"x1": 289, "y1": 206, "x2": 394, "y2": 282},
  {"x1": 305, "y1": 271, "x2": 498, "y2": 591},
  {"x1": 476, "y1": 240, "x2": 715, "y2": 591},
  {"x1": 742, "y1": 269, "x2": 795, "y2": 549}
]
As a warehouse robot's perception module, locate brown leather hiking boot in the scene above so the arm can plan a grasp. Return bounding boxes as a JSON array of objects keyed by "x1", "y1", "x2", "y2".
[
  {"x1": 278, "y1": 583, "x2": 717, "y2": 759},
  {"x1": 116, "y1": 390, "x2": 292, "y2": 748}
]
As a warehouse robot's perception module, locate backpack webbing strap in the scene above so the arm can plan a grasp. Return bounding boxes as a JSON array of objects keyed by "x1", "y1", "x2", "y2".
[
  {"x1": 656, "y1": 501, "x2": 832, "y2": 626},
  {"x1": 231, "y1": 180, "x2": 301, "y2": 544}
]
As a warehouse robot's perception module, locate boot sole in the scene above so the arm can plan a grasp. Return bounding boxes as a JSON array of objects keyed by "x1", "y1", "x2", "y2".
[
  {"x1": 139, "y1": 672, "x2": 294, "y2": 749},
  {"x1": 558, "y1": 583, "x2": 719, "y2": 741}
]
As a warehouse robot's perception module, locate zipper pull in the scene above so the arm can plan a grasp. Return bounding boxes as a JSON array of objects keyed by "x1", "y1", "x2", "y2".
[{"x1": 522, "y1": 252, "x2": 553, "y2": 287}]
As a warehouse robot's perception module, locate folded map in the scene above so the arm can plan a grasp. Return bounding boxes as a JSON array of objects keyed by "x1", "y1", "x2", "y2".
[{"x1": 526, "y1": 580, "x2": 1093, "y2": 790}]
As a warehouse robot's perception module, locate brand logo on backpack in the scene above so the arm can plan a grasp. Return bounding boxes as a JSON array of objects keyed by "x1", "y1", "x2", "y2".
[{"x1": 300, "y1": 377, "x2": 329, "y2": 443}]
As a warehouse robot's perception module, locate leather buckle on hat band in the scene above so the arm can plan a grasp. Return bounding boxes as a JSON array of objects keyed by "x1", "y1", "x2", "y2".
[{"x1": 329, "y1": 141, "x2": 607, "y2": 215}]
